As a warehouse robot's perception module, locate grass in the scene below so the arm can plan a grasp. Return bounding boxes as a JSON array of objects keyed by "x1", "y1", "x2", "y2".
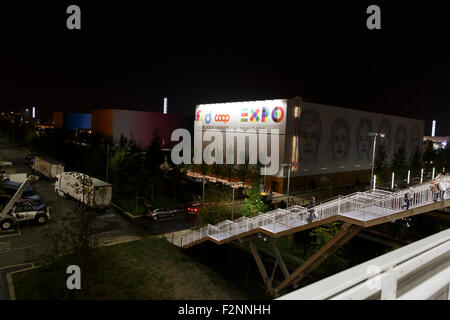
[
  {"x1": 114, "y1": 197, "x2": 147, "y2": 216},
  {"x1": 13, "y1": 236, "x2": 247, "y2": 300}
]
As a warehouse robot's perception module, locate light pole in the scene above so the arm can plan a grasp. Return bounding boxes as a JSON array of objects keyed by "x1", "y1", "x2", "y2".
[
  {"x1": 264, "y1": 165, "x2": 267, "y2": 191},
  {"x1": 281, "y1": 163, "x2": 299, "y2": 208},
  {"x1": 106, "y1": 143, "x2": 109, "y2": 182},
  {"x1": 231, "y1": 181, "x2": 244, "y2": 220},
  {"x1": 369, "y1": 132, "x2": 385, "y2": 190},
  {"x1": 202, "y1": 177, "x2": 206, "y2": 202}
]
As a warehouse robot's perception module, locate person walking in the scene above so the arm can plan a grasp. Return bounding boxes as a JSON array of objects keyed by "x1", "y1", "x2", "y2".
[
  {"x1": 431, "y1": 181, "x2": 440, "y2": 202},
  {"x1": 438, "y1": 181, "x2": 449, "y2": 201},
  {"x1": 402, "y1": 193, "x2": 411, "y2": 210},
  {"x1": 307, "y1": 196, "x2": 316, "y2": 223}
]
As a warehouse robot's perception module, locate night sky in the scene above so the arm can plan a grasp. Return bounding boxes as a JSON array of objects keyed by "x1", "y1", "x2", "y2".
[{"x1": 1, "y1": 1, "x2": 449, "y2": 135}]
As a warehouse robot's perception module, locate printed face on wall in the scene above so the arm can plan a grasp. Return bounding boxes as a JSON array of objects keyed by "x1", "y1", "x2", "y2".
[
  {"x1": 330, "y1": 118, "x2": 350, "y2": 163},
  {"x1": 298, "y1": 109, "x2": 321, "y2": 164},
  {"x1": 378, "y1": 119, "x2": 392, "y2": 155},
  {"x1": 356, "y1": 119, "x2": 372, "y2": 162},
  {"x1": 394, "y1": 125, "x2": 407, "y2": 152}
]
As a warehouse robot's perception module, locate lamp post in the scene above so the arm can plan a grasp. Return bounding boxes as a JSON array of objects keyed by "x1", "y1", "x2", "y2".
[
  {"x1": 202, "y1": 177, "x2": 206, "y2": 202},
  {"x1": 231, "y1": 181, "x2": 244, "y2": 221},
  {"x1": 106, "y1": 143, "x2": 109, "y2": 182},
  {"x1": 264, "y1": 165, "x2": 267, "y2": 191},
  {"x1": 369, "y1": 132, "x2": 385, "y2": 190},
  {"x1": 281, "y1": 163, "x2": 299, "y2": 208}
]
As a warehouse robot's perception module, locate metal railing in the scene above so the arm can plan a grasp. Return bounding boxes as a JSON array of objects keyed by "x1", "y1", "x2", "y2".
[
  {"x1": 277, "y1": 227, "x2": 450, "y2": 300},
  {"x1": 177, "y1": 175, "x2": 450, "y2": 247}
]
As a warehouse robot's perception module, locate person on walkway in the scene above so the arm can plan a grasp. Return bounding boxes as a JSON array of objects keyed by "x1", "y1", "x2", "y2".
[
  {"x1": 438, "y1": 181, "x2": 449, "y2": 201},
  {"x1": 431, "y1": 181, "x2": 440, "y2": 202},
  {"x1": 402, "y1": 193, "x2": 411, "y2": 210},
  {"x1": 307, "y1": 196, "x2": 316, "y2": 223}
]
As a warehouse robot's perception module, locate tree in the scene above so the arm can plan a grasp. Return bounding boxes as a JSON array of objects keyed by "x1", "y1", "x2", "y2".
[
  {"x1": 391, "y1": 146, "x2": 407, "y2": 180},
  {"x1": 409, "y1": 146, "x2": 422, "y2": 177},
  {"x1": 308, "y1": 223, "x2": 349, "y2": 276},
  {"x1": 211, "y1": 163, "x2": 223, "y2": 180},
  {"x1": 35, "y1": 176, "x2": 101, "y2": 299},
  {"x1": 198, "y1": 203, "x2": 233, "y2": 225},
  {"x1": 374, "y1": 141, "x2": 387, "y2": 174},
  {"x1": 222, "y1": 163, "x2": 235, "y2": 182},
  {"x1": 237, "y1": 153, "x2": 251, "y2": 185},
  {"x1": 143, "y1": 136, "x2": 164, "y2": 201},
  {"x1": 423, "y1": 140, "x2": 436, "y2": 171},
  {"x1": 442, "y1": 146, "x2": 450, "y2": 173},
  {"x1": 240, "y1": 181, "x2": 267, "y2": 217},
  {"x1": 374, "y1": 141, "x2": 389, "y2": 182}
]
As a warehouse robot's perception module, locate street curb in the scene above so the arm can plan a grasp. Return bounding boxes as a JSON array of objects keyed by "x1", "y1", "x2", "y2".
[
  {"x1": 0, "y1": 230, "x2": 21, "y2": 239},
  {"x1": 5, "y1": 264, "x2": 38, "y2": 300},
  {"x1": 102, "y1": 237, "x2": 141, "y2": 247},
  {"x1": 111, "y1": 203, "x2": 143, "y2": 219}
]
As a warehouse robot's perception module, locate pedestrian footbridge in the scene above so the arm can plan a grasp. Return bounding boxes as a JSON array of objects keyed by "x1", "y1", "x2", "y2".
[
  {"x1": 178, "y1": 176, "x2": 450, "y2": 249},
  {"x1": 175, "y1": 176, "x2": 450, "y2": 296}
]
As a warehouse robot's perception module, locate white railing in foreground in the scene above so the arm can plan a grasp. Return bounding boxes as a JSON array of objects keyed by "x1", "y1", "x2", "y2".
[
  {"x1": 277, "y1": 227, "x2": 450, "y2": 300},
  {"x1": 178, "y1": 176, "x2": 450, "y2": 247}
]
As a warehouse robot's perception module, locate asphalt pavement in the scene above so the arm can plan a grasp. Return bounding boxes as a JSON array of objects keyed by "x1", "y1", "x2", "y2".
[
  {"x1": 0, "y1": 139, "x2": 148, "y2": 299},
  {"x1": 133, "y1": 211, "x2": 199, "y2": 235}
]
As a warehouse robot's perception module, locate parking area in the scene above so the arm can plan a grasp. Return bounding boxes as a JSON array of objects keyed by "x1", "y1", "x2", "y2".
[{"x1": 0, "y1": 139, "x2": 143, "y2": 269}]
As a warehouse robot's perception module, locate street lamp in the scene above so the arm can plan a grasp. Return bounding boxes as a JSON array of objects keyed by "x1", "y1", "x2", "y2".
[
  {"x1": 231, "y1": 181, "x2": 244, "y2": 220},
  {"x1": 281, "y1": 163, "x2": 299, "y2": 208},
  {"x1": 202, "y1": 176, "x2": 207, "y2": 202},
  {"x1": 369, "y1": 132, "x2": 385, "y2": 190},
  {"x1": 263, "y1": 164, "x2": 268, "y2": 192}
]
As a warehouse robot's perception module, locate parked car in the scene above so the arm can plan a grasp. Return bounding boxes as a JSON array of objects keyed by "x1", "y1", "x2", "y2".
[
  {"x1": 3, "y1": 180, "x2": 40, "y2": 202},
  {"x1": 147, "y1": 208, "x2": 177, "y2": 220},
  {"x1": 187, "y1": 204, "x2": 200, "y2": 215}
]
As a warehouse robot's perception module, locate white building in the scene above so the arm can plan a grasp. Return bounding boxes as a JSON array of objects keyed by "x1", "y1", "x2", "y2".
[{"x1": 194, "y1": 97, "x2": 424, "y2": 193}]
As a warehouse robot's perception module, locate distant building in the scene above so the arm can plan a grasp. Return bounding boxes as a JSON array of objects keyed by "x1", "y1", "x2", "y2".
[
  {"x1": 423, "y1": 136, "x2": 449, "y2": 150},
  {"x1": 52, "y1": 112, "x2": 92, "y2": 131},
  {"x1": 91, "y1": 109, "x2": 193, "y2": 149}
]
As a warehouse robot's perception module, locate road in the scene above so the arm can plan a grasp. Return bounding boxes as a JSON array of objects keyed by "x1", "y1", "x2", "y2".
[{"x1": 133, "y1": 211, "x2": 200, "y2": 235}]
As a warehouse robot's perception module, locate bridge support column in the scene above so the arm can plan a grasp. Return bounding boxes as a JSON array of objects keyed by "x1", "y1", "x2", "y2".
[
  {"x1": 247, "y1": 237, "x2": 291, "y2": 297},
  {"x1": 274, "y1": 222, "x2": 362, "y2": 295}
]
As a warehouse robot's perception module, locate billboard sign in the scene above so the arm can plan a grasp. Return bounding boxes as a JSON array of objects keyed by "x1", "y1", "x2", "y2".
[{"x1": 194, "y1": 99, "x2": 288, "y2": 134}]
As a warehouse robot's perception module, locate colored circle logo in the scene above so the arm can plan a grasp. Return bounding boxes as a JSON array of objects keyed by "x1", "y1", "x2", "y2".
[
  {"x1": 271, "y1": 106, "x2": 284, "y2": 123},
  {"x1": 214, "y1": 114, "x2": 230, "y2": 123}
]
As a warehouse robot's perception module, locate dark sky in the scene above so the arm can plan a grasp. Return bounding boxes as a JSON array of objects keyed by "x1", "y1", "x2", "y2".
[{"x1": 1, "y1": 1, "x2": 449, "y2": 135}]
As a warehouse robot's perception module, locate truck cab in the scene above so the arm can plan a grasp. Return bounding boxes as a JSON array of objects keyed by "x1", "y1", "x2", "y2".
[
  {"x1": 1, "y1": 202, "x2": 49, "y2": 230},
  {"x1": 0, "y1": 175, "x2": 49, "y2": 230}
]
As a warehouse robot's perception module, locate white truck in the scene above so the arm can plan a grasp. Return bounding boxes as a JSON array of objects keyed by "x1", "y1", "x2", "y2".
[
  {"x1": 0, "y1": 159, "x2": 15, "y2": 175},
  {"x1": 0, "y1": 176, "x2": 50, "y2": 230},
  {"x1": 55, "y1": 172, "x2": 112, "y2": 209},
  {"x1": 33, "y1": 156, "x2": 64, "y2": 180}
]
